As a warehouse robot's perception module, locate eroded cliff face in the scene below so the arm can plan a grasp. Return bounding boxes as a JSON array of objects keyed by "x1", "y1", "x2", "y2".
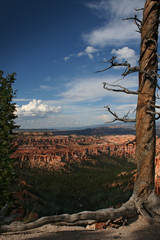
[
  {"x1": 13, "y1": 133, "x2": 136, "y2": 170},
  {"x1": 13, "y1": 132, "x2": 160, "y2": 195}
]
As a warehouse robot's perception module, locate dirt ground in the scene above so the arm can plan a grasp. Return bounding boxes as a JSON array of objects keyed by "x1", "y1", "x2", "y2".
[{"x1": 1, "y1": 216, "x2": 160, "y2": 240}]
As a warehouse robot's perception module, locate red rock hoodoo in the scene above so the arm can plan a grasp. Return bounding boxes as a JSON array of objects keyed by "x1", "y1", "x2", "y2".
[{"x1": 13, "y1": 133, "x2": 160, "y2": 195}]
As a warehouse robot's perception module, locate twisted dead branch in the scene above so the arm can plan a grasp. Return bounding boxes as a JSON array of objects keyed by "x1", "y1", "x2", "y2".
[
  {"x1": 0, "y1": 204, "x2": 19, "y2": 226},
  {"x1": 104, "y1": 106, "x2": 136, "y2": 123},
  {"x1": 103, "y1": 82, "x2": 138, "y2": 95},
  {"x1": 123, "y1": 15, "x2": 142, "y2": 32},
  {"x1": 96, "y1": 56, "x2": 139, "y2": 78}
]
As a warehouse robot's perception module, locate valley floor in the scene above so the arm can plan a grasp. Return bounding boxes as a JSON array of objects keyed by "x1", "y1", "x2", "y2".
[{"x1": 1, "y1": 216, "x2": 160, "y2": 240}]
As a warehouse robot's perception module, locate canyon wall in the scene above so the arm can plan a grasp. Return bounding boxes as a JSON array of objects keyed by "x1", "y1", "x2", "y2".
[
  {"x1": 13, "y1": 133, "x2": 160, "y2": 195},
  {"x1": 13, "y1": 134, "x2": 136, "y2": 170}
]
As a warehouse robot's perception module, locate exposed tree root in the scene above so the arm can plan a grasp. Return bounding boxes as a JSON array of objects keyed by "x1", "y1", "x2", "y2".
[
  {"x1": 1, "y1": 192, "x2": 160, "y2": 233},
  {"x1": 134, "y1": 191, "x2": 160, "y2": 223},
  {"x1": 0, "y1": 198, "x2": 137, "y2": 233},
  {"x1": 0, "y1": 204, "x2": 19, "y2": 226}
]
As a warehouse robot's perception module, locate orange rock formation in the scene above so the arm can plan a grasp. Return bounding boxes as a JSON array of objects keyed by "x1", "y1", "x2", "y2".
[
  {"x1": 13, "y1": 133, "x2": 160, "y2": 195},
  {"x1": 13, "y1": 134, "x2": 136, "y2": 170}
]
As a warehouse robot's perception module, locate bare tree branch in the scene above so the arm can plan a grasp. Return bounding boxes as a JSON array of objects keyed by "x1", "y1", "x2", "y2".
[
  {"x1": 146, "y1": 100, "x2": 160, "y2": 120},
  {"x1": 156, "y1": 90, "x2": 160, "y2": 99},
  {"x1": 134, "y1": 8, "x2": 144, "y2": 11},
  {"x1": 98, "y1": 56, "x2": 158, "y2": 81},
  {"x1": 115, "y1": 138, "x2": 136, "y2": 146},
  {"x1": 122, "y1": 66, "x2": 140, "y2": 77},
  {"x1": 125, "y1": 138, "x2": 136, "y2": 145},
  {"x1": 0, "y1": 205, "x2": 8, "y2": 218},
  {"x1": 147, "y1": 100, "x2": 160, "y2": 109},
  {"x1": 152, "y1": 70, "x2": 160, "y2": 79},
  {"x1": 104, "y1": 105, "x2": 136, "y2": 123},
  {"x1": 123, "y1": 15, "x2": 142, "y2": 32},
  {"x1": 96, "y1": 57, "x2": 139, "y2": 78},
  {"x1": 103, "y1": 82, "x2": 138, "y2": 95},
  {"x1": 146, "y1": 109, "x2": 160, "y2": 120},
  {"x1": 156, "y1": 52, "x2": 160, "y2": 59},
  {"x1": 0, "y1": 204, "x2": 19, "y2": 226}
]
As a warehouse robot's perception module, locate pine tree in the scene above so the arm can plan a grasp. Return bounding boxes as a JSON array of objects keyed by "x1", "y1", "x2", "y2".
[{"x1": 0, "y1": 71, "x2": 19, "y2": 208}]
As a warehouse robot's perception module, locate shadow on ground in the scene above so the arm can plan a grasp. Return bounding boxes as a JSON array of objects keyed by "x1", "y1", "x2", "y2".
[
  {"x1": 2, "y1": 217, "x2": 160, "y2": 240},
  {"x1": 5, "y1": 230, "x2": 122, "y2": 240},
  {"x1": 129, "y1": 223, "x2": 160, "y2": 240}
]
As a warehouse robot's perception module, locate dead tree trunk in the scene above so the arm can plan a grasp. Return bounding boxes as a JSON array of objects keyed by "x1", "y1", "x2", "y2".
[
  {"x1": 132, "y1": 0, "x2": 160, "y2": 218},
  {"x1": 134, "y1": 0, "x2": 158, "y2": 197},
  {"x1": 1, "y1": 0, "x2": 160, "y2": 233}
]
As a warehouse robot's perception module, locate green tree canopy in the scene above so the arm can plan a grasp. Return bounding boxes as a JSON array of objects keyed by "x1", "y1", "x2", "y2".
[{"x1": 0, "y1": 71, "x2": 19, "y2": 208}]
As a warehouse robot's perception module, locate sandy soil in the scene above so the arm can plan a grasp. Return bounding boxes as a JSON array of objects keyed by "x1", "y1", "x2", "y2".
[{"x1": 1, "y1": 216, "x2": 160, "y2": 240}]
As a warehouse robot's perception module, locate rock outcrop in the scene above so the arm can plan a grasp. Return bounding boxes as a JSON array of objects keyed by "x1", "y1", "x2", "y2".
[
  {"x1": 13, "y1": 132, "x2": 160, "y2": 195},
  {"x1": 13, "y1": 134, "x2": 136, "y2": 170}
]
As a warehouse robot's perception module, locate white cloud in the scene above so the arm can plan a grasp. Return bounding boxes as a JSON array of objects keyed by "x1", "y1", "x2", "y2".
[
  {"x1": 111, "y1": 47, "x2": 138, "y2": 67},
  {"x1": 85, "y1": 46, "x2": 99, "y2": 59},
  {"x1": 77, "y1": 46, "x2": 99, "y2": 59},
  {"x1": 60, "y1": 75, "x2": 138, "y2": 103},
  {"x1": 85, "y1": 46, "x2": 98, "y2": 54},
  {"x1": 13, "y1": 98, "x2": 33, "y2": 102},
  {"x1": 40, "y1": 85, "x2": 54, "y2": 91},
  {"x1": 60, "y1": 78, "x2": 105, "y2": 102},
  {"x1": 86, "y1": 0, "x2": 144, "y2": 19},
  {"x1": 64, "y1": 56, "x2": 70, "y2": 61},
  {"x1": 84, "y1": 0, "x2": 145, "y2": 47},
  {"x1": 15, "y1": 79, "x2": 138, "y2": 129},
  {"x1": 16, "y1": 99, "x2": 62, "y2": 117},
  {"x1": 77, "y1": 52, "x2": 85, "y2": 57},
  {"x1": 64, "y1": 54, "x2": 75, "y2": 61},
  {"x1": 64, "y1": 46, "x2": 99, "y2": 61},
  {"x1": 101, "y1": 114, "x2": 113, "y2": 122},
  {"x1": 83, "y1": 20, "x2": 139, "y2": 47}
]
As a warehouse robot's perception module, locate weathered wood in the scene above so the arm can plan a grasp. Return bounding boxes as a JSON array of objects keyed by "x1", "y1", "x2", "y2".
[
  {"x1": 0, "y1": 199, "x2": 137, "y2": 232},
  {"x1": 0, "y1": 204, "x2": 19, "y2": 226},
  {"x1": 134, "y1": 0, "x2": 159, "y2": 198}
]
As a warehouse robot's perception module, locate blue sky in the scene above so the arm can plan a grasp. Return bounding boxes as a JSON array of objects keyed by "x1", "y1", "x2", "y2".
[{"x1": 0, "y1": 0, "x2": 146, "y2": 129}]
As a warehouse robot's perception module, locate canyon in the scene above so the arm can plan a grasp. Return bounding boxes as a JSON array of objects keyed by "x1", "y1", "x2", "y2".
[
  {"x1": 13, "y1": 133, "x2": 136, "y2": 170},
  {"x1": 13, "y1": 132, "x2": 160, "y2": 195}
]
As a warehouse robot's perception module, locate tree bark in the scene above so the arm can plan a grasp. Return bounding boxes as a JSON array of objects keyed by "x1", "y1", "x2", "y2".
[{"x1": 134, "y1": 0, "x2": 159, "y2": 198}]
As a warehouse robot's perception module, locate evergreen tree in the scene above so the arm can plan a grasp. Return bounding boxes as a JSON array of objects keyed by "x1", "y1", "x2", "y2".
[{"x1": 0, "y1": 70, "x2": 19, "y2": 208}]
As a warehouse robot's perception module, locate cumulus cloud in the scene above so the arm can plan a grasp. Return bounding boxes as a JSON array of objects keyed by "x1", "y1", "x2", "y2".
[
  {"x1": 111, "y1": 47, "x2": 138, "y2": 67},
  {"x1": 84, "y1": 46, "x2": 99, "y2": 59},
  {"x1": 84, "y1": 0, "x2": 145, "y2": 47},
  {"x1": 16, "y1": 99, "x2": 62, "y2": 117},
  {"x1": 77, "y1": 46, "x2": 99, "y2": 59},
  {"x1": 64, "y1": 46, "x2": 99, "y2": 61}
]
